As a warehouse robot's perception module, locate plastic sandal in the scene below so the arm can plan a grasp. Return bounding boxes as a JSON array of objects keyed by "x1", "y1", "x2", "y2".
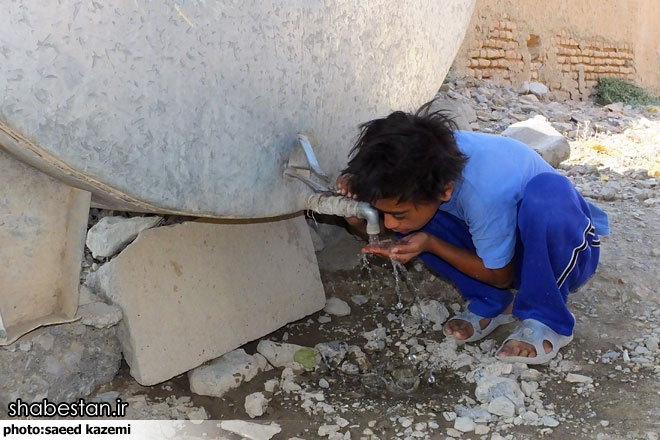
[
  {"x1": 496, "y1": 318, "x2": 574, "y2": 365},
  {"x1": 443, "y1": 307, "x2": 516, "y2": 344}
]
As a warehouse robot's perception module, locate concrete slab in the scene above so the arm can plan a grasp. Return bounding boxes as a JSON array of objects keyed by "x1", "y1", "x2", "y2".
[
  {"x1": 88, "y1": 216, "x2": 325, "y2": 385},
  {"x1": 0, "y1": 149, "x2": 90, "y2": 345}
]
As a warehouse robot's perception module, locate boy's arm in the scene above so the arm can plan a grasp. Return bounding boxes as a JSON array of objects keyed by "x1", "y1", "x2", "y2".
[
  {"x1": 426, "y1": 235, "x2": 515, "y2": 289},
  {"x1": 391, "y1": 232, "x2": 515, "y2": 289}
]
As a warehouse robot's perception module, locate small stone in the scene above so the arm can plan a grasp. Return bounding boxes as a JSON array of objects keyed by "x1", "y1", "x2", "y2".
[
  {"x1": 600, "y1": 420, "x2": 610, "y2": 427},
  {"x1": 189, "y1": 349, "x2": 268, "y2": 398},
  {"x1": 324, "y1": 297, "x2": 351, "y2": 316},
  {"x1": 256, "y1": 340, "x2": 306, "y2": 368},
  {"x1": 410, "y1": 299, "x2": 450, "y2": 330},
  {"x1": 318, "y1": 424, "x2": 340, "y2": 437},
  {"x1": 18, "y1": 341, "x2": 32, "y2": 352},
  {"x1": 442, "y1": 411, "x2": 457, "y2": 422},
  {"x1": 414, "y1": 422, "x2": 427, "y2": 431},
  {"x1": 565, "y1": 373, "x2": 593, "y2": 384},
  {"x1": 446, "y1": 427, "x2": 463, "y2": 437},
  {"x1": 293, "y1": 348, "x2": 320, "y2": 370},
  {"x1": 454, "y1": 416, "x2": 475, "y2": 433},
  {"x1": 318, "y1": 316, "x2": 332, "y2": 324},
  {"x1": 474, "y1": 424, "x2": 490, "y2": 435},
  {"x1": 76, "y1": 302, "x2": 123, "y2": 329},
  {"x1": 335, "y1": 417, "x2": 349, "y2": 428},
  {"x1": 428, "y1": 420, "x2": 439, "y2": 429},
  {"x1": 319, "y1": 378, "x2": 330, "y2": 389},
  {"x1": 351, "y1": 295, "x2": 368, "y2": 305},
  {"x1": 487, "y1": 396, "x2": 516, "y2": 417},
  {"x1": 315, "y1": 341, "x2": 348, "y2": 370},
  {"x1": 522, "y1": 410, "x2": 539, "y2": 424},
  {"x1": 264, "y1": 379, "x2": 279, "y2": 393},
  {"x1": 187, "y1": 407, "x2": 208, "y2": 422},
  {"x1": 541, "y1": 416, "x2": 559, "y2": 427},
  {"x1": 245, "y1": 392, "x2": 268, "y2": 418},
  {"x1": 220, "y1": 420, "x2": 281, "y2": 440},
  {"x1": 398, "y1": 416, "x2": 413, "y2": 428},
  {"x1": 645, "y1": 336, "x2": 660, "y2": 352}
]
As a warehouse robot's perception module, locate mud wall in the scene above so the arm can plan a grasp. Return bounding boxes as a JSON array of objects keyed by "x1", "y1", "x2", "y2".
[{"x1": 452, "y1": 0, "x2": 660, "y2": 99}]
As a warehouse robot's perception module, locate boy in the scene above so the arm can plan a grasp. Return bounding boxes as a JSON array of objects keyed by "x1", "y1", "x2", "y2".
[{"x1": 337, "y1": 102, "x2": 608, "y2": 364}]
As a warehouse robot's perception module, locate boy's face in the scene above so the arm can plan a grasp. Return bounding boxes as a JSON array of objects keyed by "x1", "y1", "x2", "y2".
[{"x1": 372, "y1": 182, "x2": 454, "y2": 235}]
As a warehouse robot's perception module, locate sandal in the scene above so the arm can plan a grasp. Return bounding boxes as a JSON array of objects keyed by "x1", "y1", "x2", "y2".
[
  {"x1": 443, "y1": 307, "x2": 516, "y2": 344},
  {"x1": 496, "y1": 318, "x2": 573, "y2": 365}
]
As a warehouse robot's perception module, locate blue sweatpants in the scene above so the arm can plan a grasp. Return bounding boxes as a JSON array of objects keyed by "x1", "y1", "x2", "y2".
[{"x1": 412, "y1": 172, "x2": 600, "y2": 336}]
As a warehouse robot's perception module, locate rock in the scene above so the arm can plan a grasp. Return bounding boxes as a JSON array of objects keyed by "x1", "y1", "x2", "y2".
[
  {"x1": 188, "y1": 349, "x2": 268, "y2": 397},
  {"x1": 324, "y1": 297, "x2": 351, "y2": 316},
  {"x1": 475, "y1": 424, "x2": 490, "y2": 434},
  {"x1": 454, "y1": 416, "x2": 475, "y2": 432},
  {"x1": 187, "y1": 407, "x2": 208, "y2": 421},
  {"x1": 541, "y1": 416, "x2": 560, "y2": 427},
  {"x1": 487, "y1": 396, "x2": 516, "y2": 417},
  {"x1": 521, "y1": 381, "x2": 539, "y2": 397},
  {"x1": 528, "y1": 82, "x2": 549, "y2": 98},
  {"x1": 599, "y1": 181, "x2": 621, "y2": 201},
  {"x1": 645, "y1": 336, "x2": 659, "y2": 352},
  {"x1": 429, "y1": 96, "x2": 478, "y2": 131},
  {"x1": 86, "y1": 217, "x2": 325, "y2": 385},
  {"x1": 293, "y1": 348, "x2": 320, "y2": 370},
  {"x1": 351, "y1": 295, "x2": 369, "y2": 305},
  {"x1": 219, "y1": 420, "x2": 281, "y2": 440},
  {"x1": 520, "y1": 93, "x2": 540, "y2": 103},
  {"x1": 474, "y1": 376, "x2": 525, "y2": 408},
  {"x1": 257, "y1": 340, "x2": 306, "y2": 368},
  {"x1": 0, "y1": 324, "x2": 121, "y2": 408},
  {"x1": 399, "y1": 417, "x2": 412, "y2": 428},
  {"x1": 319, "y1": 378, "x2": 330, "y2": 389},
  {"x1": 565, "y1": 373, "x2": 593, "y2": 383},
  {"x1": 345, "y1": 345, "x2": 370, "y2": 373},
  {"x1": 245, "y1": 392, "x2": 269, "y2": 418},
  {"x1": 315, "y1": 341, "x2": 349, "y2": 369},
  {"x1": 75, "y1": 302, "x2": 123, "y2": 329},
  {"x1": 442, "y1": 411, "x2": 457, "y2": 422},
  {"x1": 264, "y1": 379, "x2": 279, "y2": 393},
  {"x1": 410, "y1": 299, "x2": 450, "y2": 330},
  {"x1": 86, "y1": 216, "x2": 162, "y2": 258},
  {"x1": 502, "y1": 115, "x2": 570, "y2": 167},
  {"x1": 318, "y1": 424, "x2": 341, "y2": 437},
  {"x1": 362, "y1": 326, "x2": 387, "y2": 351},
  {"x1": 522, "y1": 410, "x2": 540, "y2": 424},
  {"x1": 603, "y1": 102, "x2": 624, "y2": 113}
]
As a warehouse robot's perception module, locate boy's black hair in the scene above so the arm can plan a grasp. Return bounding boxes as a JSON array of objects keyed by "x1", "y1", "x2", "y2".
[{"x1": 342, "y1": 100, "x2": 468, "y2": 204}]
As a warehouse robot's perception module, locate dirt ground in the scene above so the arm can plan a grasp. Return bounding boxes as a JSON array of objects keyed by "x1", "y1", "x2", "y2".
[{"x1": 98, "y1": 81, "x2": 660, "y2": 440}]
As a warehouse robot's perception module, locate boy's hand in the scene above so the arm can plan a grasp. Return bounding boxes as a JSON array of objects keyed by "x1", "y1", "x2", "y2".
[
  {"x1": 362, "y1": 233, "x2": 431, "y2": 264},
  {"x1": 389, "y1": 232, "x2": 431, "y2": 264},
  {"x1": 336, "y1": 174, "x2": 358, "y2": 199},
  {"x1": 335, "y1": 174, "x2": 365, "y2": 230}
]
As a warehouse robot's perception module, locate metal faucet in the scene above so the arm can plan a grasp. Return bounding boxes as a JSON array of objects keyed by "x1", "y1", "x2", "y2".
[{"x1": 284, "y1": 134, "x2": 381, "y2": 238}]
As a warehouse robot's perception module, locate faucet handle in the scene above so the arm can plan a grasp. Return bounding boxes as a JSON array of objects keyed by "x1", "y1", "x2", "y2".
[{"x1": 284, "y1": 134, "x2": 332, "y2": 192}]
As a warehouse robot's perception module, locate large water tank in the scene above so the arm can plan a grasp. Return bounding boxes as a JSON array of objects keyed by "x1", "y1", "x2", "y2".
[{"x1": 0, "y1": 0, "x2": 475, "y2": 218}]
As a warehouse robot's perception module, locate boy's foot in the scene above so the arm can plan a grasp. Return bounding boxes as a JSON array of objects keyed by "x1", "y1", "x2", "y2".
[
  {"x1": 497, "y1": 338, "x2": 552, "y2": 358},
  {"x1": 496, "y1": 318, "x2": 574, "y2": 364},
  {"x1": 444, "y1": 303, "x2": 514, "y2": 340}
]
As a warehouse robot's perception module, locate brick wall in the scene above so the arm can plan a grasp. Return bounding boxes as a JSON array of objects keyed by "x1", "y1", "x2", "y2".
[{"x1": 461, "y1": 13, "x2": 635, "y2": 99}]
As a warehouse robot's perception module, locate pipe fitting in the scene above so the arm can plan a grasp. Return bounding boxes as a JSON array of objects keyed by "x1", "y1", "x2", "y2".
[{"x1": 306, "y1": 194, "x2": 380, "y2": 236}]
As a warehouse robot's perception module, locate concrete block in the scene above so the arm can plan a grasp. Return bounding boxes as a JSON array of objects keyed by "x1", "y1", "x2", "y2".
[
  {"x1": 501, "y1": 115, "x2": 570, "y2": 167},
  {"x1": 0, "y1": 149, "x2": 90, "y2": 345},
  {"x1": 88, "y1": 216, "x2": 325, "y2": 385}
]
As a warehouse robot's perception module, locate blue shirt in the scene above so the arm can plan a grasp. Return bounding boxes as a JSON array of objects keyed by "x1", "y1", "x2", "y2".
[{"x1": 440, "y1": 131, "x2": 609, "y2": 269}]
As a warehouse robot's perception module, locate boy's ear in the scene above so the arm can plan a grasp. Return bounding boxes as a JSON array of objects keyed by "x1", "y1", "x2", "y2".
[{"x1": 439, "y1": 181, "x2": 455, "y2": 202}]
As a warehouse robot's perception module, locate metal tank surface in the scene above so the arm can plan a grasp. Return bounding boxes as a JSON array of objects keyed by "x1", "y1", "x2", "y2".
[{"x1": 0, "y1": 0, "x2": 476, "y2": 218}]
